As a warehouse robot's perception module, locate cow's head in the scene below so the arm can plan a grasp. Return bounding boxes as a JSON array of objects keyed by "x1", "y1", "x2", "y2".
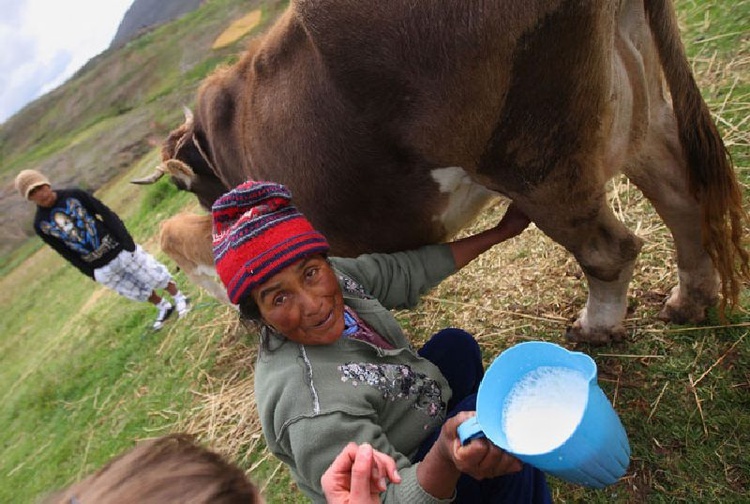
[{"x1": 131, "y1": 107, "x2": 230, "y2": 210}]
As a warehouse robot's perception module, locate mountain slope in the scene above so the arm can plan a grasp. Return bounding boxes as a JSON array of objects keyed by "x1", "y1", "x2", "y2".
[{"x1": 110, "y1": 0, "x2": 204, "y2": 49}]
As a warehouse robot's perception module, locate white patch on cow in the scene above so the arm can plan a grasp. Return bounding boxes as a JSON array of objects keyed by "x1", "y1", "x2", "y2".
[
  {"x1": 430, "y1": 167, "x2": 496, "y2": 236},
  {"x1": 194, "y1": 264, "x2": 217, "y2": 277}
]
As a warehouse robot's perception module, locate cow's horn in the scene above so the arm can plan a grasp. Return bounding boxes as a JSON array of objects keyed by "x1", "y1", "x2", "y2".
[
  {"x1": 182, "y1": 106, "x2": 194, "y2": 125},
  {"x1": 130, "y1": 165, "x2": 166, "y2": 185}
]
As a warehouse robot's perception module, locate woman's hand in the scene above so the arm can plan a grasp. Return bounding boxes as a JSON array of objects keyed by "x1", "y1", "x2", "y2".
[
  {"x1": 449, "y1": 202, "x2": 532, "y2": 269},
  {"x1": 494, "y1": 202, "x2": 532, "y2": 241},
  {"x1": 321, "y1": 442, "x2": 401, "y2": 503},
  {"x1": 443, "y1": 412, "x2": 523, "y2": 480},
  {"x1": 417, "y1": 411, "x2": 523, "y2": 499}
]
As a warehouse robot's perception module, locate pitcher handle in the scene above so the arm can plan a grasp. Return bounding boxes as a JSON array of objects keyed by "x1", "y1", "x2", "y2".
[{"x1": 457, "y1": 416, "x2": 486, "y2": 445}]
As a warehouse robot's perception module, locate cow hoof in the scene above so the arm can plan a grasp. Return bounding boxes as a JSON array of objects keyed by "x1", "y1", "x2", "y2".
[
  {"x1": 657, "y1": 287, "x2": 712, "y2": 325},
  {"x1": 657, "y1": 302, "x2": 707, "y2": 325},
  {"x1": 565, "y1": 322, "x2": 625, "y2": 346}
]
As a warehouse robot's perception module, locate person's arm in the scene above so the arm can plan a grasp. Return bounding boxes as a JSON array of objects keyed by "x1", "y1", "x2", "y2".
[
  {"x1": 448, "y1": 202, "x2": 530, "y2": 270},
  {"x1": 285, "y1": 412, "x2": 451, "y2": 503},
  {"x1": 76, "y1": 190, "x2": 136, "y2": 251},
  {"x1": 321, "y1": 442, "x2": 402, "y2": 503},
  {"x1": 332, "y1": 244, "x2": 457, "y2": 309},
  {"x1": 331, "y1": 203, "x2": 530, "y2": 309},
  {"x1": 286, "y1": 411, "x2": 521, "y2": 503},
  {"x1": 417, "y1": 412, "x2": 523, "y2": 499},
  {"x1": 428, "y1": 411, "x2": 522, "y2": 486}
]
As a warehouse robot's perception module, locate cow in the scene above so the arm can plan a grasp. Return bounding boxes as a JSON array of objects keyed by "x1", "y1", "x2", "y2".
[
  {"x1": 159, "y1": 212, "x2": 232, "y2": 307},
  {"x1": 134, "y1": 0, "x2": 749, "y2": 344}
]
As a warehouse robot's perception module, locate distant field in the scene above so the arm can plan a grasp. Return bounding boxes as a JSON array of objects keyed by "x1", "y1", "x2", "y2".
[{"x1": 1, "y1": 1, "x2": 748, "y2": 503}]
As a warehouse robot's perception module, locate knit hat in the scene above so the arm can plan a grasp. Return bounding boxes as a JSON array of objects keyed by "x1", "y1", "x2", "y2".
[
  {"x1": 212, "y1": 181, "x2": 330, "y2": 305},
  {"x1": 14, "y1": 169, "x2": 50, "y2": 199}
]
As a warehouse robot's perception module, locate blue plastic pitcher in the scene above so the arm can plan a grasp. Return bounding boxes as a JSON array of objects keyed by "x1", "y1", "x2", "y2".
[{"x1": 457, "y1": 341, "x2": 630, "y2": 488}]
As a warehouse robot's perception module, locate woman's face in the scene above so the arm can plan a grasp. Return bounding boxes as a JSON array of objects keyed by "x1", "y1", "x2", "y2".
[{"x1": 251, "y1": 255, "x2": 345, "y2": 345}]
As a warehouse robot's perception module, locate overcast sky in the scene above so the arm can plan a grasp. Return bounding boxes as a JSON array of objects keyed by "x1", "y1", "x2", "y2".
[{"x1": 0, "y1": 0, "x2": 133, "y2": 124}]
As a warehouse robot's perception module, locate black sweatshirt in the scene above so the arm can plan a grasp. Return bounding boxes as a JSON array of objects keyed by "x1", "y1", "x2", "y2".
[{"x1": 33, "y1": 188, "x2": 136, "y2": 278}]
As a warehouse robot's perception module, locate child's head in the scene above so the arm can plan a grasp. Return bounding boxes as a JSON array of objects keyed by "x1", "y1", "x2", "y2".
[
  {"x1": 42, "y1": 434, "x2": 262, "y2": 504},
  {"x1": 15, "y1": 169, "x2": 50, "y2": 200}
]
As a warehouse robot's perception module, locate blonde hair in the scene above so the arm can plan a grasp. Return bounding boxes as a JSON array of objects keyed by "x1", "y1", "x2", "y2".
[{"x1": 42, "y1": 434, "x2": 261, "y2": 504}]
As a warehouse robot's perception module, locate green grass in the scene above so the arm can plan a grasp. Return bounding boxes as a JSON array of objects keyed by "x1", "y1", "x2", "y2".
[
  {"x1": 1, "y1": 1, "x2": 748, "y2": 503},
  {"x1": 0, "y1": 165, "x2": 226, "y2": 502},
  {"x1": 0, "y1": 239, "x2": 43, "y2": 278}
]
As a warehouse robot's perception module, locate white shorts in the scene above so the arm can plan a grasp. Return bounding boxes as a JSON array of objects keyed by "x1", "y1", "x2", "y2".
[{"x1": 94, "y1": 246, "x2": 172, "y2": 302}]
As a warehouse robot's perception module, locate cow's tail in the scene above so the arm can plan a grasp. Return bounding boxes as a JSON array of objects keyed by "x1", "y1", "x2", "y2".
[{"x1": 645, "y1": 0, "x2": 749, "y2": 313}]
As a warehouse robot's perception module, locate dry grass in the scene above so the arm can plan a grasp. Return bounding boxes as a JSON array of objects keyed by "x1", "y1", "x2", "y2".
[{"x1": 177, "y1": 314, "x2": 261, "y2": 459}]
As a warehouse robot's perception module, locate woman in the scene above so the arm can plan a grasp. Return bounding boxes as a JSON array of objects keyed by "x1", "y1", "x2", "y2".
[{"x1": 212, "y1": 181, "x2": 551, "y2": 503}]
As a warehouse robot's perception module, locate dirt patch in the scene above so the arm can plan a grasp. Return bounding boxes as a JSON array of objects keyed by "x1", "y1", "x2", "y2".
[{"x1": 213, "y1": 10, "x2": 263, "y2": 49}]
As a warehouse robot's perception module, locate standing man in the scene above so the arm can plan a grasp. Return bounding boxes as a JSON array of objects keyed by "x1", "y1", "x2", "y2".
[{"x1": 15, "y1": 169, "x2": 190, "y2": 330}]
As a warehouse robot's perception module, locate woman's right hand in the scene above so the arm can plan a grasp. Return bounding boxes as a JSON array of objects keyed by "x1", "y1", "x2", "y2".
[
  {"x1": 417, "y1": 411, "x2": 523, "y2": 499},
  {"x1": 440, "y1": 411, "x2": 523, "y2": 480},
  {"x1": 494, "y1": 202, "x2": 532, "y2": 240}
]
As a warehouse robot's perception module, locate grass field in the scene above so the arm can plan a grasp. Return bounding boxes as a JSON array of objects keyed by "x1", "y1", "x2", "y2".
[{"x1": 1, "y1": 1, "x2": 748, "y2": 503}]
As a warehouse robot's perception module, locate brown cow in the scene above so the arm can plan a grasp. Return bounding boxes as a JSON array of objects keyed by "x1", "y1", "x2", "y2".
[
  {"x1": 159, "y1": 212, "x2": 232, "y2": 307},
  {"x1": 135, "y1": 0, "x2": 748, "y2": 343}
]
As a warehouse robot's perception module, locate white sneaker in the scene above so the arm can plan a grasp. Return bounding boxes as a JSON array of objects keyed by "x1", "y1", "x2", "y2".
[
  {"x1": 176, "y1": 297, "x2": 190, "y2": 318},
  {"x1": 153, "y1": 304, "x2": 175, "y2": 330}
]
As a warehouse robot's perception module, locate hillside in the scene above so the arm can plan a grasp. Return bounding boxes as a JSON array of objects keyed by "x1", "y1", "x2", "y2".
[
  {"x1": 110, "y1": 0, "x2": 204, "y2": 49},
  {"x1": 0, "y1": 2, "x2": 747, "y2": 503},
  {"x1": 0, "y1": 0, "x2": 282, "y2": 262}
]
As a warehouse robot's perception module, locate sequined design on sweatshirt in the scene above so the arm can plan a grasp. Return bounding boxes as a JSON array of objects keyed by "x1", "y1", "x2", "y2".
[
  {"x1": 39, "y1": 197, "x2": 100, "y2": 254},
  {"x1": 339, "y1": 362, "x2": 445, "y2": 418},
  {"x1": 336, "y1": 271, "x2": 371, "y2": 299}
]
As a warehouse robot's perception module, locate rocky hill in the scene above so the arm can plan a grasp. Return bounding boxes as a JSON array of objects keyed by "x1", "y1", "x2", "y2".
[{"x1": 110, "y1": 0, "x2": 204, "y2": 49}]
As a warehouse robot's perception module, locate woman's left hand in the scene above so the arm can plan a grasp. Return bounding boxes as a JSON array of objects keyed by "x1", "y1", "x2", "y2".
[{"x1": 445, "y1": 412, "x2": 523, "y2": 480}]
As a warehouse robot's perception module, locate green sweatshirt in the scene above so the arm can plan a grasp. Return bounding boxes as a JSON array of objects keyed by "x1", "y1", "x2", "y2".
[{"x1": 254, "y1": 244, "x2": 459, "y2": 503}]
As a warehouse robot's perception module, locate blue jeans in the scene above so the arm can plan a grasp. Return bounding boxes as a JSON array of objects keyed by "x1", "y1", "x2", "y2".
[{"x1": 416, "y1": 328, "x2": 552, "y2": 503}]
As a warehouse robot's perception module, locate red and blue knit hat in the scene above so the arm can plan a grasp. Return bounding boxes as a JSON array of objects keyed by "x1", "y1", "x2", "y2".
[{"x1": 212, "y1": 181, "x2": 330, "y2": 305}]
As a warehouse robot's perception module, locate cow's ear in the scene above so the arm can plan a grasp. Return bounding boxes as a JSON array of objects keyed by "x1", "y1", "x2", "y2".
[{"x1": 164, "y1": 159, "x2": 197, "y2": 189}]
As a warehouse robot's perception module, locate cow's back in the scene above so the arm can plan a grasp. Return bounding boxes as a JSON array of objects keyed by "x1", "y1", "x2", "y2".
[{"x1": 221, "y1": 1, "x2": 625, "y2": 255}]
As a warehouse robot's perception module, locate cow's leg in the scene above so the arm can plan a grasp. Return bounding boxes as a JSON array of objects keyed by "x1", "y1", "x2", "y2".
[
  {"x1": 624, "y1": 125, "x2": 720, "y2": 324},
  {"x1": 569, "y1": 210, "x2": 643, "y2": 343},
  {"x1": 524, "y1": 192, "x2": 644, "y2": 344}
]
